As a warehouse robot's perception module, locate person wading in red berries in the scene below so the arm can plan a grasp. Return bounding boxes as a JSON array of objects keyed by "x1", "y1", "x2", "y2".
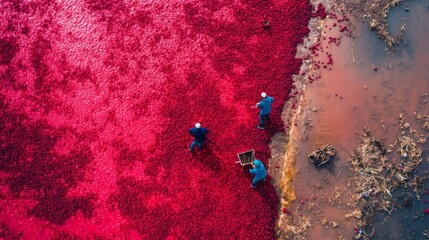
[
  {"x1": 188, "y1": 123, "x2": 209, "y2": 152},
  {"x1": 255, "y1": 92, "x2": 274, "y2": 129},
  {"x1": 249, "y1": 159, "x2": 267, "y2": 188}
]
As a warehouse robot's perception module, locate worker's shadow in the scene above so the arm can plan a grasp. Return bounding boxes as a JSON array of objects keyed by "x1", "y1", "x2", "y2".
[
  {"x1": 192, "y1": 140, "x2": 221, "y2": 173},
  {"x1": 241, "y1": 165, "x2": 275, "y2": 200},
  {"x1": 240, "y1": 165, "x2": 254, "y2": 181},
  {"x1": 255, "y1": 180, "x2": 277, "y2": 201}
]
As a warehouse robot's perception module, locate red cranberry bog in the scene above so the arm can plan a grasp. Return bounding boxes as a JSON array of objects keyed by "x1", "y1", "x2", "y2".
[{"x1": 0, "y1": 0, "x2": 313, "y2": 239}]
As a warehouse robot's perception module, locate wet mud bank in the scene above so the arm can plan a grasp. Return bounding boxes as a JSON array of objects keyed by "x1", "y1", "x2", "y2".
[{"x1": 272, "y1": 0, "x2": 429, "y2": 239}]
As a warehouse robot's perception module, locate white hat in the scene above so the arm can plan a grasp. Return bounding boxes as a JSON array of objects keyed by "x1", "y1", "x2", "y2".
[
  {"x1": 261, "y1": 92, "x2": 267, "y2": 98},
  {"x1": 195, "y1": 123, "x2": 201, "y2": 129}
]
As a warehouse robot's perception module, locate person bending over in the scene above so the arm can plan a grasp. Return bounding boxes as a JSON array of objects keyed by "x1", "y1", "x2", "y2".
[{"x1": 249, "y1": 159, "x2": 267, "y2": 188}]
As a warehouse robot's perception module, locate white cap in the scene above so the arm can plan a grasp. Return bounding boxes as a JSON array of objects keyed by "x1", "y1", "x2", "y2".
[
  {"x1": 195, "y1": 123, "x2": 201, "y2": 129},
  {"x1": 261, "y1": 92, "x2": 267, "y2": 98}
]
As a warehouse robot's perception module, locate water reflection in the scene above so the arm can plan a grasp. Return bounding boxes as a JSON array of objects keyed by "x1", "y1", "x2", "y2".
[{"x1": 287, "y1": 0, "x2": 429, "y2": 238}]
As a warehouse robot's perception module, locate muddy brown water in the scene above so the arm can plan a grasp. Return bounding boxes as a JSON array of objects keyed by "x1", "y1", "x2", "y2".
[{"x1": 285, "y1": 1, "x2": 429, "y2": 239}]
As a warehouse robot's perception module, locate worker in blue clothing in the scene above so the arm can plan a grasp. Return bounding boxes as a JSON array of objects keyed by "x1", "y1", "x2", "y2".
[
  {"x1": 255, "y1": 92, "x2": 274, "y2": 129},
  {"x1": 188, "y1": 123, "x2": 209, "y2": 152},
  {"x1": 249, "y1": 159, "x2": 267, "y2": 188}
]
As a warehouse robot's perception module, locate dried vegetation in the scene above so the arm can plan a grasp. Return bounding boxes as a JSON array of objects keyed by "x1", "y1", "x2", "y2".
[{"x1": 346, "y1": 113, "x2": 429, "y2": 239}]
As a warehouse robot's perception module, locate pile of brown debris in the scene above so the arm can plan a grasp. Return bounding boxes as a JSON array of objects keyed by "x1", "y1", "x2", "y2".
[{"x1": 346, "y1": 112, "x2": 428, "y2": 239}]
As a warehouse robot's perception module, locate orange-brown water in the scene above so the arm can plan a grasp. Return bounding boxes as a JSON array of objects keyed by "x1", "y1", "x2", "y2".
[{"x1": 286, "y1": 1, "x2": 429, "y2": 239}]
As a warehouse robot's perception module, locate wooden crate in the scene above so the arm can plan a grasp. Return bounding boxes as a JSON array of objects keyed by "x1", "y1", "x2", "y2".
[{"x1": 237, "y1": 149, "x2": 255, "y2": 166}]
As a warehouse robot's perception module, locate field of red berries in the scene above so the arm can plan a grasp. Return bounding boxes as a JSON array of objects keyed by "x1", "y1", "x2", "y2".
[{"x1": 0, "y1": 0, "x2": 313, "y2": 238}]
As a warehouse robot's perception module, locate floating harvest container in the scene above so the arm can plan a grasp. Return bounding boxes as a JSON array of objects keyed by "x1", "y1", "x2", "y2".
[
  {"x1": 308, "y1": 144, "x2": 336, "y2": 167},
  {"x1": 237, "y1": 149, "x2": 255, "y2": 166}
]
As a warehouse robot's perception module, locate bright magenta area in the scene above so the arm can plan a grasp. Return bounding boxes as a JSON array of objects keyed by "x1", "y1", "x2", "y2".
[{"x1": 0, "y1": 0, "x2": 311, "y2": 239}]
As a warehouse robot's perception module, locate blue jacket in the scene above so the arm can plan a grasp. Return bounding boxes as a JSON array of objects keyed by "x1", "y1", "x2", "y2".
[
  {"x1": 188, "y1": 127, "x2": 209, "y2": 143},
  {"x1": 249, "y1": 160, "x2": 267, "y2": 180},
  {"x1": 258, "y1": 96, "x2": 274, "y2": 115}
]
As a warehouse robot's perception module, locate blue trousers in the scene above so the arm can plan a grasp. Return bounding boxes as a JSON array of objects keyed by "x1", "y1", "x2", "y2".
[
  {"x1": 190, "y1": 140, "x2": 205, "y2": 150},
  {"x1": 259, "y1": 113, "x2": 269, "y2": 126},
  {"x1": 252, "y1": 176, "x2": 265, "y2": 187}
]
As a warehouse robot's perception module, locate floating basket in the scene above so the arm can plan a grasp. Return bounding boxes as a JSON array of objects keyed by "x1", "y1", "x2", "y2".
[
  {"x1": 308, "y1": 144, "x2": 336, "y2": 167},
  {"x1": 236, "y1": 149, "x2": 255, "y2": 166}
]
